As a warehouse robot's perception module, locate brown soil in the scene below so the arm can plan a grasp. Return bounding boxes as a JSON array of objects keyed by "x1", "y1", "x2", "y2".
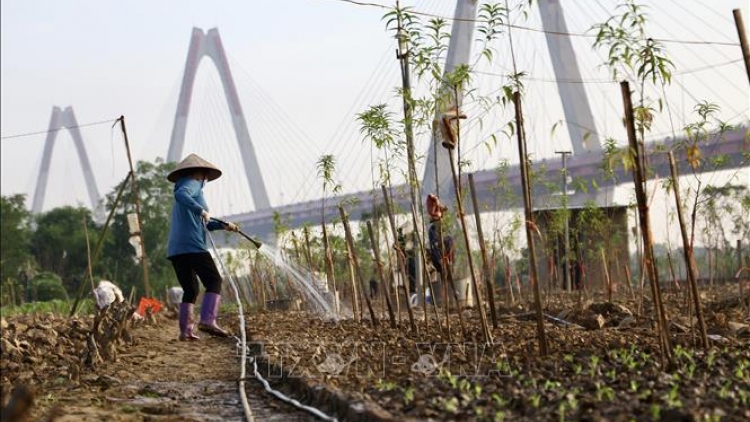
[
  {"x1": 1, "y1": 306, "x2": 314, "y2": 421},
  {"x1": 2, "y1": 285, "x2": 749, "y2": 422}
]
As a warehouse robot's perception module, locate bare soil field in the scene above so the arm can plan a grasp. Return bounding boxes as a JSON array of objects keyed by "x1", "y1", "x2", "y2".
[{"x1": 1, "y1": 285, "x2": 748, "y2": 421}]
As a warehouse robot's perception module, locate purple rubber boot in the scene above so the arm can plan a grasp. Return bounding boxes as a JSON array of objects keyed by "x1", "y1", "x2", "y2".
[
  {"x1": 178, "y1": 303, "x2": 200, "y2": 341},
  {"x1": 198, "y1": 293, "x2": 231, "y2": 337}
]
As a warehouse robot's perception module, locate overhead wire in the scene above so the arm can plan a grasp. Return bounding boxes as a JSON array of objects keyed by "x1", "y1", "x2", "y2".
[
  {"x1": 314, "y1": 0, "x2": 742, "y2": 47},
  {"x1": 0, "y1": 118, "x2": 116, "y2": 140}
]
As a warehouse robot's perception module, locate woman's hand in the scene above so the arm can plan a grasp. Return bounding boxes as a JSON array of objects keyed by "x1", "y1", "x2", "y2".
[{"x1": 200, "y1": 210, "x2": 211, "y2": 224}]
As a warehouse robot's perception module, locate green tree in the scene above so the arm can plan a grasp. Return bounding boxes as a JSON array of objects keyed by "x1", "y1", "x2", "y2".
[
  {"x1": 31, "y1": 272, "x2": 69, "y2": 302},
  {"x1": 30, "y1": 205, "x2": 96, "y2": 294},
  {"x1": 0, "y1": 194, "x2": 34, "y2": 304}
]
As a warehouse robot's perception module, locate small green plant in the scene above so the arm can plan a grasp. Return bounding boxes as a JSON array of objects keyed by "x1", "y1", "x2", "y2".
[
  {"x1": 529, "y1": 393, "x2": 542, "y2": 408},
  {"x1": 650, "y1": 404, "x2": 662, "y2": 421},
  {"x1": 403, "y1": 386, "x2": 415, "y2": 406},
  {"x1": 443, "y1": 396, "x2": 459, "y2": 413},
  {"x1": 733, "y1": 359, "x2": 749, "y2": 380},
  {"x1": 589, "y1": 355, "x2": 600, "y2": 378},
  {"x1": 375, "y1": 379, "x2": 398, "y2": 391},
  {"x1": 663, "y1": 383, "x2": 682, "y2": 408},
  {"x1": 544, "y1": 380, "x2": 561, "y2": 390},
  {"x1": 492, "y1": 393, "x2": 508, "y2": 408},
  {"x1": 719, "y1": 380, "x2": 733, "y2": 399},
  {"x1": 494, "y1": 410, "x2": 506, "y2": 422},
  {"x1": 573, "y1": 363, "x2": 582, "y2": 375},
  {"x1": 121, "y1": 405, "x2": 138, "y2": 414},
  {"x1": 595, "y1": 383, "x2": 615, "y2": 401},
  {"x1": 706, "y1": 350, "x2": 717, "y2": 368}
]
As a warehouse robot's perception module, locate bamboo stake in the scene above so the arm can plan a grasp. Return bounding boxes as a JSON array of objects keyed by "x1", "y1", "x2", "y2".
[
  {"x1": 340, "y1": 206, "x2": 378, "y2": 326},
  {"x1": 668, "y1": 151, "x2": 708, "y2": 350},
  {"x1": 366, "y1": 221, "x2": 397, "y2": 329},
  {"x1": 512, "y1": 91, "x2": 548, "y2": 356},
  {"x1": 448, "y1": 155, "x2": 492, "y2": 344},
  {"x1": 734, "y1": 9, "x2": 750, "y2": 85},
  {"x1": 469, "y1": 174, "x2": 498, "y2": 328},
  {"x1": 621, "y1": 82, "x2": 672, "y2": 365},
  {"x1": 380, "y1": 186, "x2": 417, "y2": 333},
  {"x1": 321, "y1": 224, "x2": 338, "y2": 316},
  {"x1": 117, "y1": 116, "x2": 150, "y2": 297}
]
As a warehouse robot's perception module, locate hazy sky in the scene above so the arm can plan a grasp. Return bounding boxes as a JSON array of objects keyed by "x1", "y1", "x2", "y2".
[{"x1": 2, "y1": 0, "x2": 748, "y2": 217}]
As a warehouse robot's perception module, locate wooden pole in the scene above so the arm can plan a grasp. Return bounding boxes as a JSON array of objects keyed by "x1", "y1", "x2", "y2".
[
  {"x1": 340, "y1": 206, "x2": 378, "y2": 326},
  {"x1": 668, "y1": 151, "x2": 709, "y2": 350},
  {"x1": 380, "y1": 186, "x2": 418, "y2": 333},
  {"x1": 512, "y1": 91, "x2": 548, "y2": 356},
  {"x1": 366, "y1": 221, "x2": 398, "y2": 329},
  {"x1": 396, "y1": 0, "x2": 426, "y2": 301},
  {"x1": 448, "y1": 155, "x2": 492, "y2": 345},
  {"x1": 621, "y1": 82, "x2": 672, "y2": 364},
  {"x1": 117, "y1": 116, "x2": 150, "y2": 297},
  {"x1": 321, "y1": 224, "x2": 338, "y2": 316},
  {"x1": 734, "y1": 9, "x2": 750, "y2": 85},
  {"x1": 469, "y1": 174, "x2": 498, "y2": 328}
]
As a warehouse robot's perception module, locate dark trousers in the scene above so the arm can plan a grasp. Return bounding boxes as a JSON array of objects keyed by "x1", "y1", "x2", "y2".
[{"x1": 169, "y1": 252, "x2": 222, "y2": 303}]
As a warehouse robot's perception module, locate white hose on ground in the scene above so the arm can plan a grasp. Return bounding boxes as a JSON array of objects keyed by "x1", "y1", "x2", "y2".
[
  {"x1": 207, "y1": 230, "x2": 338, "y2": 422},
  {"x1": 206, "y1": 230, "x2": 255, "y2": 422}
]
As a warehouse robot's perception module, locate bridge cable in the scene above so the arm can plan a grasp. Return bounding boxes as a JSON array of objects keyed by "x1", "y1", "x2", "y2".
[{"x1": 315, "y1": 0, "x2": 741, "y2": 47}]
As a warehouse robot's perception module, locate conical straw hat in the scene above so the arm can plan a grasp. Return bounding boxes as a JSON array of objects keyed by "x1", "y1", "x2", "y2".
[{"x1": 167, "y1": 153, "x2": 222, "y2": 183}]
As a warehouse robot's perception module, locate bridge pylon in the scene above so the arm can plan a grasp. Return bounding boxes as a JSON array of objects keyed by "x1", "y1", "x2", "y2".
[
  {"x1": 167, "y1": 27, "x2": 270, "y2": 210},
  {"x1": 32, "y1": 106, "x2": 101, "y2": 216}
]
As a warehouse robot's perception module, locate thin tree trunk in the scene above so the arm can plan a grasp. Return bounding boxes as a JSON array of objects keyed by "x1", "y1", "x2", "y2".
[
  {"x1": 366, "y1": 221, "x2": 397, "y2": 329},
  {"x1": 621, "y1": 81, "x2": 672, "y2": 365},
  {"x1": 340, "y1": 206, "x2": 378, "y2": 327},
  {"x1": 448, "y1": 153, "x2": 491, "y2": 344},
  {"x1": 380, "y1": 185, "x2": 418, "y2": 333},
  {"x1": 512, "y1": 91, "x2": 547, "y2": 356},
  {"x1": 668, "y1": 151, "x2": 708, "y2": 350}
]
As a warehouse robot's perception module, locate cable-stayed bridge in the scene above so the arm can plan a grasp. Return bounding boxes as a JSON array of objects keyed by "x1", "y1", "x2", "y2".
[{"x1": 20, "y1": 0, "x2": 749, "y2": 242}]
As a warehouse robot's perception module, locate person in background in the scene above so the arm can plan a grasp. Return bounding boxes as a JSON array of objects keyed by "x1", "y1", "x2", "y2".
[
  {"x1": 166, "y1": 153, "x2": 240, "y2": 341},
  {"x1": 396, "y1": 221, "x2": 418, "y2": 306},
  {"x1": 426, "y1": 194, "x2": 454, "y2": 288},
  {"x1": 369, "y1": 277, "x2": 378, "y2": 300}
]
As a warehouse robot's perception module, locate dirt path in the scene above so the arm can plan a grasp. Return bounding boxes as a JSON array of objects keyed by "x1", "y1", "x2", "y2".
[{"x1": 27, "y1": 316, "x2": 315, "y2": 421}]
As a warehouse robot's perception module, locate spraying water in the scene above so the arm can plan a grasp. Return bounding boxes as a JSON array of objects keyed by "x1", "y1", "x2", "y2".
[{"x1": 253, "y1": 244, "x2": 351, "y2": 320}]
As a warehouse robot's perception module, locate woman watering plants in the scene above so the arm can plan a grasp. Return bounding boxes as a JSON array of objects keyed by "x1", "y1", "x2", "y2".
[{"x1": 166, "y1": 153, "x2": 240, "y2": 340}]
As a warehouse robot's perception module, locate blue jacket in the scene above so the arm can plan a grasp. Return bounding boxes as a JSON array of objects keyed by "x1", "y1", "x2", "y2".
[{"x1": 167, "y1": 177, "x2": 223, "y2": 257}]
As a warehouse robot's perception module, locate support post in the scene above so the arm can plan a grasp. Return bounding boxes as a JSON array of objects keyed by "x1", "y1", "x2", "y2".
[
  {"x1": 620, "y1": 82, "x2": 672, "y2": 364},
  {"x1": 396, "y1": 2, "x2": 425, "y2": 304},
  {"x1": 513, "y1": 91, "x2": 548, "y2": 356},
  {"x1": 734, "y1": 9, "x2": 750, "y2": 85},
  {"x1": 366, "y1": 221, "x2": 397, "y2": 329},
  {"x1": 118, "y1": 116, "x2": 151, "y2": 298},
  {"x1": 668, "y1": 151, "x2": 708, "y2": 350},
  {"x1": 339, "y1": 206, "x2": 378, "y2": 327}
]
